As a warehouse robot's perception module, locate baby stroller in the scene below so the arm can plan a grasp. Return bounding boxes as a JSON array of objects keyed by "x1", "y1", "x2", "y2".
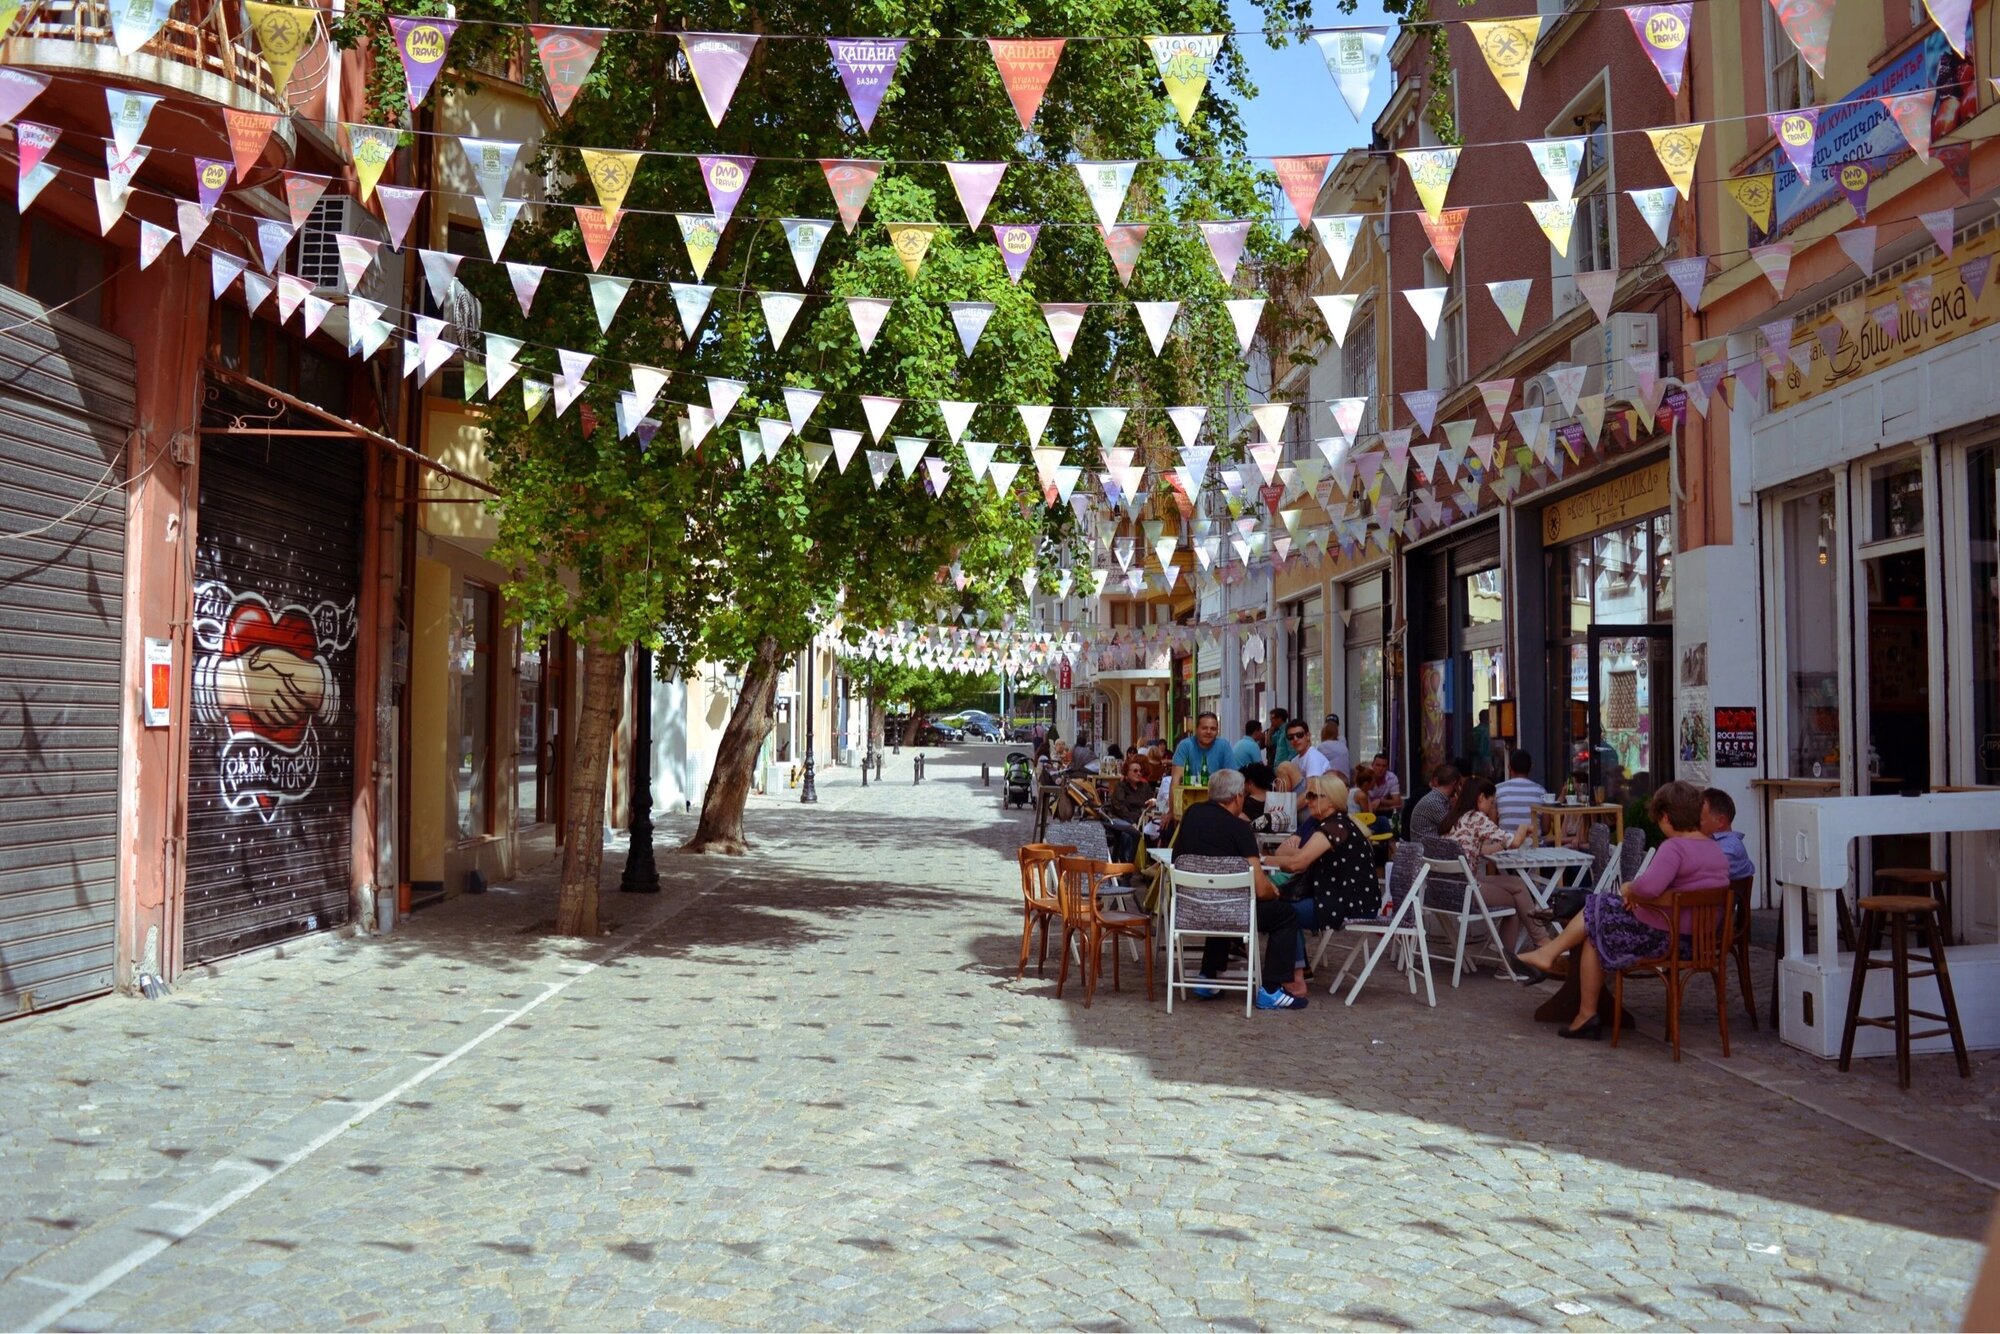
[{"x1": 1002, "y1": 751, "x2": 1034, "y2": 808}]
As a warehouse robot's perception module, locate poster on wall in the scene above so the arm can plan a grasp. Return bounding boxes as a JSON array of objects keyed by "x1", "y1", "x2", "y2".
[
  {"x1": 1678, "y1": 687, "x2": 1711, "y2": 786},
  {"x1": 1715, "y1": 706, "x2": 1758, "y2": 768}
]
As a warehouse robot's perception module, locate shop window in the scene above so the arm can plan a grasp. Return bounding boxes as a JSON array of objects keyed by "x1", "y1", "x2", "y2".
[
  {"x1": 1780, "y1": 489, "x2": 1841, "y2": 779},
  {"x1": 517, "y1": 643, "x2": 544, "y2": 829},
  {"x1": 1291, "y1": 594, "x2": 1324, "y2": 723},
  {"x1": 1651, "y1": 514, "x2": 1675, "y2": 617},
  {"x1": 455, "y1": 582, "x2": 496, "y2": 839},
  {"x1": 1764, "y1": 2, "x2": 1813, "y2": 114},
  {"x1": 1869, "y1": 458, "x2": 1925, "y2": 542},
  {"x1": 1464, "y1": 568, "x2": 1503, "y2": 626},
  {"x1": 1347, "y1": 641, "x2": 1382, "y2": 762},
  {"x1": 1971, "y1": 447, "x2": 2000, "y2": 781}
]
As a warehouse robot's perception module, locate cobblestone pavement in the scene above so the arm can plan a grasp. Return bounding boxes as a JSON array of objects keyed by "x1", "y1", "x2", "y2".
[{"x1": 1, "y1": 744, "x2": 1993, "y2": 1331}]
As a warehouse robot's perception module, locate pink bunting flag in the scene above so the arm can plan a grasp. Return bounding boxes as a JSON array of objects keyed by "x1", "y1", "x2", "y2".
[
  {"x1": 1625, "y1": 5, "x2": 1693, "y2": 95},
  {"x1": 944, "y1": 162, "x2": 1007, "y2": 230},
  {"x1": 282, "y1": 171, "x2": 329, "y2": 228},
  {"x1": 1962, "y1": 254, "x2": 1992, "y2": 302},
  {"x1": 1923, "y1": 0, "x2": 1972, "y2": 54},
  {"x1": 1879, "y1": 91, "x2": 1936, "y2": 162},
  {"x1": 530, "y1": 25, "x2": 605, "y2": 118},
  {"x1": 1198, "y1": 220, "x2": 1252, "y2": 285},
  {"x1": 1937, "y1": 142, "x2": 1973, "y2": 197},
  {"x1": 1903, "y1": 274, "x2": 1933, "y2": 314},
  {"x1": 1099, "y1": 224, "x2": 1148, "y2": 287},
  {"x1": 1922, "y1": 209, "x2": 1956, "y2": 257},
  {"x1": 375, "y1": 184, "x2": 423, "y2": 251},
  {"x1": 1401, "y1": 390, "x2": 1440, "y2": 436},
  {"x1": 222, "y1": 108, "x2": 281, "y2": 182},
  {"x1": 1271, "y1": 154, "x2": 1330, "y2": 225},
  {"x1": 828, "y1": 38, "x2": 906, "y2": 132},
  {"x1": 1767, "y1": 0, "x2": 1831, "y2": 79},
  {"x1": 1418, "y1": 208, "x2": 1467, "y2": 273},
  {"x1": 577, "y1": 205, "x2": 623, "y2": 270},
  {"x1": 1835, "y1": 226, "x2": 1877, "y2": 274},
  {"x1": 681, "y1": 33, "x2": 758, "y2": 127},
  {"x1": 987, "y1": 38, "x2": 1065, "y2": 130},
  {"x1": 698, "y1": 154, "x2": 754, "y2": 218},
  {"x1": 16, "y1": 121, "x2": 58, "y2": 177},
  {"x1": 1750, "y1": 242, "x2": 1792, "y2": 295},
  {"x1": 0, "y1": 69, "x2": 51, "y2": 127},
  {"x1": 389, "y1": 15, "x2": 459, "y2": 108},
  {"x1": 820, "y1": 159, "x2": 881, "y2": 234},
  {"x1": 992, "y1": 223, "x2": 1039, "y2": 283},
  {"x1": 1663, "y1": 256, "x2": 1708, "y2": 311}
]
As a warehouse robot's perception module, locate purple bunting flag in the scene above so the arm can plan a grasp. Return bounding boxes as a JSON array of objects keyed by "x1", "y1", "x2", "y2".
[
  {"x1": 698, "y1": 154, "x2": 754, "y2": 218},
  {"x1": 390, "y1": 15, "x2": 459, "y2": 108},
  {"x1": 993, "y1": 223, "x2": 1040, "y2": 283},
  {"x1": 827, "y1": 38, "x2": 906, "y2": 133}
]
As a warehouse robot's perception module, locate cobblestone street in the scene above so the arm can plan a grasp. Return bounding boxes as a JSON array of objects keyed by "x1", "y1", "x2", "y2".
[{"x1": 1, "y1": 745, "x2": 1992, "y2": 1331}]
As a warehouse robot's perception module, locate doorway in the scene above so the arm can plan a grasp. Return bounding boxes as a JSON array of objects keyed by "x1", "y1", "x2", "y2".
[{"x1": 1585, "y1": 625, "x2": 1672, "y2": 806}]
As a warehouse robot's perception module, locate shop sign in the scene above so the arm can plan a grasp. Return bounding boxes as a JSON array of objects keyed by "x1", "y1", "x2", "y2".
[
  {"x1": 1058, "y1": 655, "x2": 1072, "y2": 689},
  {"x1": 1715, "y1": 706, "x2": 1758, "y2": 768},
  {"x1": 1541, "y1": 460, "x2": 1671, "y2": 546},
  {"x1": 1772, "y1": 222, "x2": 2000, "y2": 410}
]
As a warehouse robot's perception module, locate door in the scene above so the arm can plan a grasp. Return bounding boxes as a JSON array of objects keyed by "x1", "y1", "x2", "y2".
[
  {"x1": 0, "y1": 289, "x2": 133, "y2": 1015},
  {"x1": 1585, "y1": 626, "x2": 1673, "y2": 805},
  {"x1": 183, "y1": 386, "x2": 363, "y2": 963}
]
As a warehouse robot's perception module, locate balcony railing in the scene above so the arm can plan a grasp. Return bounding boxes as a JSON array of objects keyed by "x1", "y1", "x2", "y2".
[{"x1": 4, "y1": 0, "x2": 281, "y2": 108}]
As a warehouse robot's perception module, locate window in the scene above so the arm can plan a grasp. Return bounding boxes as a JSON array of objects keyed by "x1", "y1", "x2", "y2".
[
  {"x1": 517, "y1": 643, "x2": 544, "y2": 829},
  {"x1": 1574, "y1": 112, "x2": 1614, "y2": 274},
  {"x1": 1970, "y1": 447, "x2": 2000, "y2": 781},
  {"x1": 1343, "y1": 314, "x2": 1378, "y2": 433},
  {"x1": 1780, "y1": 489, "x2": 1840, "y2": 778},
  {"x1": 1291, "y1": 594, "x2": 1324, "y2": 722},
  {"x1": 1765, "y1": 2, "x2": 1812, "y2": 113},
  {"x1": 455, "y1": 581, "x2": 497, "y2": 839}
]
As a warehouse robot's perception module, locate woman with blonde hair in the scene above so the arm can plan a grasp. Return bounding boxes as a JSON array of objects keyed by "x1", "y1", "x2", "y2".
[
  {"x1": 1268, "y1": 774, "x2": 1384, "y2": 971},
  {"x1": 1273, "y1": 760, "x2": 1305, "y2": 793}
]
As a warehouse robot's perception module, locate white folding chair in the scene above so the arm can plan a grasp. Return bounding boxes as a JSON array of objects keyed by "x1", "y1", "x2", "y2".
[
  {"x1": 1420, "y1": 851, "x2": 1519, "y2": 987},
  {"x1": 1166, "y1": 866, "x2": 1257, "y2": 1015},
  {"x1": 1330, "y1": 864, "x2": 1436, "y2": 1007}
]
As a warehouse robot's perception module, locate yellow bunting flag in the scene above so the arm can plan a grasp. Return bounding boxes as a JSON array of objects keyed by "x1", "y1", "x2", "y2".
[
  {"x1": 1145, "y1": 34, "x2": 1224, "y2": 126},
  {"x1": 886, "y1": 222, "x2": 939, "y2": 278},
  {"x1": 1724, "y1": 173, "x2": 1775, "y2": 232},
  {"x1": 1526, "y1": 199, "x2": 1577, "y2": 256},
  {"x1": 676, "y1": 213, "x2": 722, "y2": 280},
  {"x1": 579, "y1": 148, "x2": 641, "y2": 219},
  {"x1": 245, "y1": 1, "x2": 319, "y2": 98},
  {"x1": 1645, "y1": 124, "x2": 1703, "y2": 201},
  {"x1": 1467, "y1": 17, "x2": 1543, "y2": 110},
  {"x1": 1396, "y1": 147, "x2": 1459, "y2": 224}
]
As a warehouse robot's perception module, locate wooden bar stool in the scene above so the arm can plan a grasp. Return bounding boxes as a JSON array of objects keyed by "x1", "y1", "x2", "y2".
[
  {"x1": 1875, "y1": 867, "x2": 1953, "y2": 945},
  {"x1": 1837, "y1": 896, "x2": 1972, "y2": 1090}
]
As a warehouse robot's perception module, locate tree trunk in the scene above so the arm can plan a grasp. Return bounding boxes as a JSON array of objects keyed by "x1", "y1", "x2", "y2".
[
  {"x1": 684, "y1": 635, "x2": 781, "y2": 855},
  {"x1": 867, "y1": 687, "x2": 886, "y2": 756},
  {"x1": 555, "y1": 641, "x2": 626, "y2": 936}
]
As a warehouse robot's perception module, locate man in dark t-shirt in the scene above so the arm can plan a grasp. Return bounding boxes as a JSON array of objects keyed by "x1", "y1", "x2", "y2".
[{"x1": 1174, "y1": 770, "x2": 1307, "y2": 1008}]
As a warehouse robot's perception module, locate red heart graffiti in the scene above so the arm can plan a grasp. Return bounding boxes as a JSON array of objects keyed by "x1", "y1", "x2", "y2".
[{"x1": 219, "y1": 601, "x2": 324, "y2": 749}]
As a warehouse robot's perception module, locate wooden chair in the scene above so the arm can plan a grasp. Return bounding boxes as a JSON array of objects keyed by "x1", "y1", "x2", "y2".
[
  {"x1": 1729, "y1": 875, "x2": 1759, "y2": 1030},
  {"x1": 1015, "y1": 844, "x2": 1073, "y2": 978},
  {"x1": 1611, "y1": 886, "x2": 1735, "y2": 1061},
  {"x1": 1054, "y1": 856, "x2": 1154, "y2": 1007}
]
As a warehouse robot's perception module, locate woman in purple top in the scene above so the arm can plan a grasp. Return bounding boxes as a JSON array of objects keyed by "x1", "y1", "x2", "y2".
[{"x1": 1512, "y1": 781, "x2": 1734, "y2": 1040}]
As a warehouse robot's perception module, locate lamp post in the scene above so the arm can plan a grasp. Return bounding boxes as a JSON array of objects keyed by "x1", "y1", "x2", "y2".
[
  {"x1": 619, "y1": 645, "x2": 660, "y2": 893},
  {"x1": 801, "y1": 647, "x2": 819, "y2": 803}
]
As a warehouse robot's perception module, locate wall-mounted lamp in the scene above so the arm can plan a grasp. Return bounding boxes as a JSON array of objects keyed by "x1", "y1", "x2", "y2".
[{"x1": 1491, "y1": 697, "x2": 1518, "y2": 744}]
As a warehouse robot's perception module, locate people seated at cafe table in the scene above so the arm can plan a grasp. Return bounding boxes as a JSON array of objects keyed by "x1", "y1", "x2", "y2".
[
  {"x1": 1442, "y1": 776, "x2": 1550, "y2": 951},
  {"x1": 1274, "y1": 760, "x2": 1304, "y2": 793},
  {"x1": 1232, "y1": 719, "x2": 1269, "y2": 772},
  {"x1": 1265, "y1": 774, "x2": 1385, "y2": 975},
  {"x1": 1286, "y1": 719, "x2": 1331, "y2": 780},
  {"x1": 1238, "y1": 762, "x2": 1277, "y2": 820},
  {"x1": 1701, "y1": 787, "x2": 1755, "y2": 881},
  {"x1": 1406, "y1": 763, "x2": 1462, "y2": 841},
  {"x1": 1511, "y1": 780, "x2": 1735, "y2": 1040},
  {"x1": 1171, "y1": 769, "x2": 1310, "y2": 1011},
  {"x1": 1101, "y1": 753, "x2": 1155, "y2": 866},
  {"x1": 1494, "y1": 749, "x2": 1554, "y2": 830},
  {"x1": 1347, "y1": 765, "x2": 1383, "y2": 817},
  {"x1": 1369, "y1": 753, "x2": 1403, "y2": 809},
  {"x1": 1171, "y1": 711, "x2": 1237, "y2": 791}
]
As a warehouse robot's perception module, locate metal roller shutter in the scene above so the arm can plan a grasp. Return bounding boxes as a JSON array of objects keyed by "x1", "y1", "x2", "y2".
[
  {"x1": 0, "y1": 288, "x2": 134, "y2": 1016},
  {"x1": 183, "y1": 385, "x2": 361, "y2": 963}
]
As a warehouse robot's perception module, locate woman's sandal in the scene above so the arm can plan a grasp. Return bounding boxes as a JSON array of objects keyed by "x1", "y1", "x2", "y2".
[{"x1": 1504, "y1": 952, "x2": 1552, "y2": 986}]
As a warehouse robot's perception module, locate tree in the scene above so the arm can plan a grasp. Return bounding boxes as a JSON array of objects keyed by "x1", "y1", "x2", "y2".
[{"x1": 445, "y1": 0, "x2": 1317, "y2": 917}]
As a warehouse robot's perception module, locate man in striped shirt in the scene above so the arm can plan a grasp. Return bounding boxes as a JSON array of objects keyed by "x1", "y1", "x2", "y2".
[{"x1": 1494, "y1": 748, "x2": 1553, "y2": 835}]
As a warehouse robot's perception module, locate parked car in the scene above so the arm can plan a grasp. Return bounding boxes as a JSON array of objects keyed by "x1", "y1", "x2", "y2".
[
  {"x1": 959, "y1": 718, "x2": 1002, "y2": 741},
  {"x1": 917, "y1": 722, "x2": 963, "y2": 745}
]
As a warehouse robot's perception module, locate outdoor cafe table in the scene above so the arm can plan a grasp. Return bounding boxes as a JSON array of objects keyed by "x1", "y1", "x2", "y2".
[
  {"x1": 1490, "y1": 846, "x2": 1597, "y2": 910},
  {"x1": 1532, "y1": 801, "x2": 1623, "y2": 847}
]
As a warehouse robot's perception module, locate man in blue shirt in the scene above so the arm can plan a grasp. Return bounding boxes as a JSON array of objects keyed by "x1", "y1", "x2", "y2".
[
  {"x1": 1267, "y1": 707, "x2": 1294, "y2": 766},
  {"x1": 1172, "y1": 711, "x2": 1236, "y2": 792},
  {"x1": 1701, "y1": 787, "x2": 1755, "y2": 881},
  {"x1": 1232, "y1": 719, "x2": 1267, "y2": 771}
]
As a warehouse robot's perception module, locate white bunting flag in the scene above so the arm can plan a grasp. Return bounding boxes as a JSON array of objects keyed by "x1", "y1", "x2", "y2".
[
  {"x1": 506, "y1": 262, "x2": 545, "y2": 315},
  {"x1": 829, "y1": 427, "x2": 863, "y2": 472},
  {"x1": 1313, "y1": 28, "x2": 1387, "y2": 120},
  {"x1": 1018, "y1": 405, "x2": 1053, "y2": 448},
  {"x1": 1074, "y1": 160, "x2": 1137, "y2": 228},
  {"x1": 459, "y1": 137, "x2": 522, "y2": 207},
  {"x1": 848, "y1": 295, "x2": 892, "y2": 351},
  {"x1": 277, "y1": 274, "x2": 313, "y2": 325},
  {"x1": 1548, "y1": 363, "x2": 1588, "y2": 416},
  {"x1": 1627, "y1": 187, "x2": 1677, "y2": 247},
  {"x1": 784, "y1": 386, "x2": 824, "y2": 433},
  {"x1": 759, "y1": 291, "x2": 806, "y2": 349},
  {"x1": 1525, "y1": 137, "x2": 1586, "y2": 201},
  {"x1": 1168, "y1": 406, "x2": 1207, "y2": 449},
  {"x1": 938, "y1": 400, "x2": 979, "y2": 444},
  {"x1": 893, "y1": 434, "x2": 929, "y2": 478},
  {"x1": 336, "y1": 234, "x2": 380, "y2": 292},
  {"x1": 782, "y1": 218, "x2": 832, "y2": 285},
  {"x1": 803, "y1": 442, "x2": 833, "y2": 478},
  {"x1": 988, "y1": 459, "x2": 1022, "y2": 497},
  {"x1": 944, "y1": 161, "x2": 1007, "y2": 229},
  {"x1": 1312, "y1": 215, "x2": 1366, "y2": 278},
  {"x1": 589, "y1": 274, "x2": 632, "y2": 331},
  {"x1": 861, "y1": 394, "x2": 902, "y2": 440},
  {"x1": 1041, "y1": 303, "x2": 1086, "y2": 361},
  {"x1": 242, "y1": 270, "x2": 274, "y2": 316},
  {"x1": 477, "y1": 199, "x2": 523, "y2": 261},
  {"x1": 210, "y1": 251, "x2": 246, "y2": 298},
  {"x1": 420, "y1": 249, "x2": 462, "y2": 305},
  {"x1": 1225, "y1": 298, "x2": 1265, "y2": 354},
  {"x1": 757, "y1": 417, "x2": 791, "y2": 462},
  {"x1": 1089, "y1": 406, "x2": 1128, "y2": 448},
  {"x1": 949, "y1": 301, "x2": 996, "y2": 356},
  {"x1": 112, "y1": 0, "x2": 172, "y2": 56},
  {"x1": 708, "y1": 377, "x2": 746, "y2": 422},
  {"x1": 92, "y1": 177, "x2": 131, "y2": 234},
  {"x1": 137, "y1": 219, "x2": 172, "y2": 270},
  {"x1": 175, "y1": 199, "x2": 209, "y2": 255},
  {"x1": 922, "y1": 456, "x2": 951, "y2": 495},
  {"x1": 669, "y1": 282, "x2": 714, "y2": 337},
  {"x1": 1403, "y1": 287, "x2": 1447, "y2": 339},
  {"x1": 1487, "y1": 278, "x2": 1531, "y2": 334},
  {"x1": 1134, "y1": 300, "x2": 1179, "y2": 354},
  {"x1": 1313, "y1": 294, "x2": 1358, "y2": 346},
  {"x1": 866, "y1": 450, "x2": 895, "y2": 489},
  {"x1": 961, "y1": 438, "x2": 998, "y2": 480},
  {"x1": 627, "y1": 363, "x2": 667, "y2": 419},
  {"x1": 105, "y1": 88, "x2": 162, "y2": 159}
]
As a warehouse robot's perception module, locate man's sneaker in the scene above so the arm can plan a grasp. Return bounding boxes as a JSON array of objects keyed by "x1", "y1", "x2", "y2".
[
  {"x1": 1255, "y1": 986, "x2": 1308, "y2": 1011},
  {"x1": 1191, "y1": 981, "x2": 1221, "y2": 999}
]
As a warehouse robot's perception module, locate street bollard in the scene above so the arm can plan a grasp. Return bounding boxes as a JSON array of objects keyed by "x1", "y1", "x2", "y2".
[
  {"x1": 914, "y1": 754, "x2": 924, "y2": 784},
  {"x1": 861, "y1": 751, "x2": 869, "y2": 787},
  {"x1": 982, "y1": 763, "x2": 990, "y2": 786},
  {"x1": 875, "y1": 753, "x2": 885, "y2": 781}
]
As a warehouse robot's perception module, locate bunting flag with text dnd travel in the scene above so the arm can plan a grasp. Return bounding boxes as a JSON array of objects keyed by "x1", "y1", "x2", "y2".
[
  {"x1": 532, "y1": 26, "x2": 606, "y2": 117},
  {"x1": 1147, "y1": 34, "x2": 1224, "y2": 124},
  {"x1": 1467, "y1": 18, "x2": 1542, "y2": 109},
  {"x1": 1769, "y1": 109, "x2": 1818, "y2": 181},
  {"x1": 993, "y1": 223, "x2": 1039, "y2": 282},
  {"x1": 698, "y1": 154, "x2": 753, "y2": 217},
  {"x1": 390, "y1": 16, "x2": 459, "y2": 107},
  {"x1": 1314, "y1": 28, "x2": 1387, "y2": 120},
  {"x1": 828, "y1": 38, "x2": 906, "y2": 131},
  {"x1": 681, "y1": 33, "x2": 757, "y2": 125},
  {"x1": 1625, "y1": 5, "x2": 1692, "y2": 95}
]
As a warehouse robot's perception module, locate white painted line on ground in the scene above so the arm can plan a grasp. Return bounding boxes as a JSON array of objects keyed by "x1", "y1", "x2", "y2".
[
  {"x1": 20, "y1": 873, "x2": 729, "y2": 1334},
  {"x1": 16, "y1": 1278, "x2": 76, "y2": 1293}
]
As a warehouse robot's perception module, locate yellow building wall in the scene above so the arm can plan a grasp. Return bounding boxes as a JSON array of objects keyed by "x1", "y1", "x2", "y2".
[
  {"x1": 410, "y1": 556, "x2": 452, "y2": 885},
  {"x1": 422, "y1": 400, "x2": 499, "y2": 547}
]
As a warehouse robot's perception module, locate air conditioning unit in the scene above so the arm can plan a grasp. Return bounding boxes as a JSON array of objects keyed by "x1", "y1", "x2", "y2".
[
  {"x1": 294, "y1": 197, "x2": 405, "y2": 349},
  {"x1": 1520, "y1": 372, "x2": 1551, "y2": 412},
  {"x1": 1569, "y1": 312, "x2": 1656, "y2": 405}
]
